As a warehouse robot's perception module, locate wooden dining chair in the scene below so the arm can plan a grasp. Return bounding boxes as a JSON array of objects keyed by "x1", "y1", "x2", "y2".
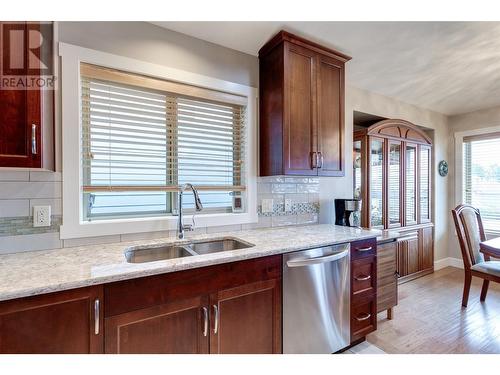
[{"x1": 452, "y1": 204, "x2": 500, "y2": 307}]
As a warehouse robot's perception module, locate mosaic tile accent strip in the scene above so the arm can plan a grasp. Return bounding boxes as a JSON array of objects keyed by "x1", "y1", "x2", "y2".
[
  {"x1": 0, "y1": 216, "x2": 62, "y2": 237},
  {"x1": 258, "y1": 202, "x2": 320, "y2": 217}
]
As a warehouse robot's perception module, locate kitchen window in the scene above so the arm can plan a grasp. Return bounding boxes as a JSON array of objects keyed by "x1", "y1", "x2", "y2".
[
  {"x1": 60, "y1": 44, "x2": 257, "y2": 239},
  {"x1": 80, "y1": 64, "x2": 247, "y2": 221},
  {"x1": 463, "y1": 133, "x2": 500, "y2": 232}
]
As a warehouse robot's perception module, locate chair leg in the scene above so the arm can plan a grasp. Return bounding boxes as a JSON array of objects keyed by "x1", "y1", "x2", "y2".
[
  {"x1": 480, "y1": 279, "x2": 490, "y2": 302},
  {"x1": 462, "y1": 271, "x2": 472, "y2": 307}
]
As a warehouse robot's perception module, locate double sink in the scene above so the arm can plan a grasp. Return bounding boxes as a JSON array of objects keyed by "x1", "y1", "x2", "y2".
[{"x1": 125, "y1": 237, "x2": 254, "y2": 263}]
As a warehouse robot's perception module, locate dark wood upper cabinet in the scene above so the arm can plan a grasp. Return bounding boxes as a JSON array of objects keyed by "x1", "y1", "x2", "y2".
[
  {"x1": 259, "y1": 31, "x2": 350, "y2": 177},
  {"x1": 0, "y1": 286, "x2": 103, "y2": 354},
  {"x1": 0, "y1": 22, "x2": 54, "y2": 169}
]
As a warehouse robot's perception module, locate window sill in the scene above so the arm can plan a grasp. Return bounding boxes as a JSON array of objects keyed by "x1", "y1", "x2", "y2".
[{"x1": 60, "y1": 211, "x2": 258, "y2": 239}]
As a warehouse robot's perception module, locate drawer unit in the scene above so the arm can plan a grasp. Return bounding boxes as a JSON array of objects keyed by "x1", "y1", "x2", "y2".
[{"x1": 350, "y1": 238, "x2": 377, "y2": 343}]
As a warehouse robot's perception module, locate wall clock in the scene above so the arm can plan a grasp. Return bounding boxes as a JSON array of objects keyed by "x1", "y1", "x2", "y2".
[{"x1": 438, "y1": 160, "x2": 448, "y2": 177}]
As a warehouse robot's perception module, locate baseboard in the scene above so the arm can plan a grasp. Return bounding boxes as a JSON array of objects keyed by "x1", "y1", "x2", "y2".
[{"x1": 434, "y1": 257, "x2": 463, "y2": 270}]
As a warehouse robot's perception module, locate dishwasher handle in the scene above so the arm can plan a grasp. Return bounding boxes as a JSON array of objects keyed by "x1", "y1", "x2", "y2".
[{"x1": 286, "y1": 249, "x2": 349, "y2": 268}]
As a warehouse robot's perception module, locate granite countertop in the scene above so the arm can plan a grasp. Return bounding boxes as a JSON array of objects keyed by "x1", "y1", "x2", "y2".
[{"x1": 0, "y1": 224, "x2": 383, "y2": 302}]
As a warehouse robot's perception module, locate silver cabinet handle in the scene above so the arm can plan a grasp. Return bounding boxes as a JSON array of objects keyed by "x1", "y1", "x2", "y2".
[
  {"x1": 202, "y1": 307, "x2": 208, "y2": 337},
  {"x1": 311, "y1": 152, "x2": 317, "y2": 168},
  {"x1": 354, "y1": 274, "x2": 372, "y2": 281},
  {"x1": 31, "y1": 124, "x2": 37, "y2": 155},
  {"x1": 286, "y1": 249, "x2": 349, "y2": 268},
  {"x1": 94, "y1": 299, "x2": 100, "y2": 335},
  {"x1": 212, "y1": 304, "x2": 219, "y2": 334},
  {"x1": 355, "y1": 313, "x2": 371, "y2": 322},
  {"x1": 356, "y1": 246, "x2": 373, "y2": 252},
  {"x1": 318, "y1": 152, "x2": 324, "y2": 168}
]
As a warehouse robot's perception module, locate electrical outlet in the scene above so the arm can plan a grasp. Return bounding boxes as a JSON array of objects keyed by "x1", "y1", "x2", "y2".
[
  {"x1": 261, "y1": 199, "x2": 274, "y2": 213},
  {"x1": 285, "y1": 199, "x2": 292, "y2": 212},
  {"x1": 33, "y1": 206, "x2": 51, "y2": 227}
]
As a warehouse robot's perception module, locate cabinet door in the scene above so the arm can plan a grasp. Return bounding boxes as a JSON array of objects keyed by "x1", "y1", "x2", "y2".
[
  {"x1": 105, "y1": 295, "x2": 209, "y2": 354},
  {"x1": 0, "y1": 22, "x2": 42, "y2": 168},
  {"x1": 419, "y1": 146, "x2": 432, "y2": 223},
  {"x1": 420, "y1": 226, "x2": 434, "y2": 271},
  {"x1": 369, "y1": 138, "x2": 385, "y2": 228},
  {"x1": 404, "y1": 143, "x2": 418, "y2": 226},
  {"x1": 0, "y1": 286, "x2": 103, "y2": 354},
  {"x1": 284, "y1": 42, "x2": 317, "y2": 175},
  {"x1": 377, "y1": 241, "x2": 398, "y2": 313},
  {"x1": 396, "y1": 233, "x2": 419, "y2": 278},
  {"x1": 210, "y1": 279, "x2": 281, "y2": 354},
  {"x1": 387, "y1": 141, "x2": 402, "y2": 227},
  {"x1": 317, "y1": 54, "x2": 344, "y2": 176}
]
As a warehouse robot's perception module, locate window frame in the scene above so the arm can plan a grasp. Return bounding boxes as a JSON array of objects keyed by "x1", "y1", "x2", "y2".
[
  {"x1": 59, "y1": 43, "x2": 258, "y2": 239},
  {"x1": 455, "y1": 125, "x2": 500, "y2": 236}
]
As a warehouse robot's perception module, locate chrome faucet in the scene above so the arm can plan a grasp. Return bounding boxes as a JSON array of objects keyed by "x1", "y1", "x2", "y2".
[{"x1": 177, "y1": 183, "x2": 203, "y2": 239}]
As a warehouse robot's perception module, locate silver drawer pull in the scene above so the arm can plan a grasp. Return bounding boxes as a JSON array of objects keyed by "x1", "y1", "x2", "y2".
[
  {"x1": 354, "y1": 274, "x2": 371, "y2": 281},
  {"x1": 355, "y1": 313, "x2": 371, "y2": 322},
  {"x1": 94, "y1": 299, "x2": 100, "y2": 335},
  {"x1": 202, "y1": 307, "x2": 208, "y2": 337},
  {"x1": 357, "y1": 246, "x2": 373, "y2": 252}
]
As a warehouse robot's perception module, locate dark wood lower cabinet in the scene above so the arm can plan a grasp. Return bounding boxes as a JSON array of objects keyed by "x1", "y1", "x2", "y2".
[
  {"x1": 350, "y1": 238, "x2": 377, "y2": 343},
  {"x1": 104, "y1": 256, "x2": 282, "y2": 354},
  {"x1": 0, "y1": 286, "x2": 103, "y2": 353},
  {"x1": 397, "y1": 225, "x2": 434, "y2": 284},
  {"x1": 376, "y1": 240, "x2": 398, "y2": 319},
  {"x1": 105, "y1": 295, "x2": 209, "y2": 354},
  {"x1": 210, "y1": 279, "x2": 281, "y2": 354}
]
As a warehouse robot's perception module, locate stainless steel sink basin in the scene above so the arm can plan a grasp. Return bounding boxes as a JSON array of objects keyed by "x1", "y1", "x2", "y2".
[
  {"x1": 125, "y1": 245, "x2": 194, "y2": 263},
  {"x1": 124, "y1": 237, "x2": 254, "y2": 263},
  {"x1": 187, "y1": 238, "x2": 254, "y2": 255}
]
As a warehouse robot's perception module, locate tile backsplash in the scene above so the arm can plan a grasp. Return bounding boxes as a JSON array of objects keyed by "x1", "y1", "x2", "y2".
[{"x1": 0, "y1": 172, "x2": 320, "y2": 254}]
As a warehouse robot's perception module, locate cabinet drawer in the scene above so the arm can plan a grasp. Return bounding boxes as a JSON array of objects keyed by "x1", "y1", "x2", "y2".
[
  {"x1": 351, "y1": 238, "x2": 377, "y2": 260},
  {"x1": 352, "y1": 256, "x2": 376, "y2": 296},
  {"x1": 351, "y1": 294, "x2": 377, "y2": 342}
]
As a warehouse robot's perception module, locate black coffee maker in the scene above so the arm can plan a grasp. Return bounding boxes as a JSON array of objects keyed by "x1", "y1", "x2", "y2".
[{"x1": 334, "y1": 199, "x2": 362, "y2": 227}]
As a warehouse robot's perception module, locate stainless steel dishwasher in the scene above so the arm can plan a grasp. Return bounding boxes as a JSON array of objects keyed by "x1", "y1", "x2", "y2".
[{"x1": 283, "y1": 243, "x2": 350, "y2": 354}]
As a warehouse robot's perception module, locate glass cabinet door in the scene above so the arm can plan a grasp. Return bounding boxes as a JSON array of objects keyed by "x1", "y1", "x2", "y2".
[
  {"x1": 353, "y1": 140, "x2": 362, "y2": 200},
  {"x1": 405, "y1": 144, "x2": 417, "y2": 225},
  {"x1": 419, "y1": 146, "x2": 431, "y2": 222},
  {"x1": 369, "y1": 138, "x2": 384, "y2": 227},
  {"x1": 388, "y1": 141, "x2": 401, "y2": 227}
]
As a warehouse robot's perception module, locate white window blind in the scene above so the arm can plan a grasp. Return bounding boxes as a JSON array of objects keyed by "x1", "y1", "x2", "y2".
[
  {"x1": 81, "y1": 64, "x2": 246, "y2": 221},
  {"x1": 463, "y1": 135, "x2": 500, "y2": 231}
]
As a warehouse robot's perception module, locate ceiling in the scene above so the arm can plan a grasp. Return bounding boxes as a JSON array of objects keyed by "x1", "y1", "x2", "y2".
[{"x1": 152, "y1": 21, "x2": 500, "y2": 116}]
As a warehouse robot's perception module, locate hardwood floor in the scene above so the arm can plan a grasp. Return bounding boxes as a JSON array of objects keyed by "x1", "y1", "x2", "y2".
[{"x1": 367, "y1": 267, "x2": 500, "y2": 354}]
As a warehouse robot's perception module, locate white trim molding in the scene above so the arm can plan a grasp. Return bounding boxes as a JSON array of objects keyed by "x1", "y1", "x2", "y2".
[
  {"x1": 434, "y1": 257, "x2": 464, "y2": 271},
  {"x1": 59, "y1": 43, "x2": 258, "y2": 239}
]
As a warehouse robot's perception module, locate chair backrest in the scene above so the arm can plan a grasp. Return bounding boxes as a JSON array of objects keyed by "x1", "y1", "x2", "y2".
[{"x1": 451, "y1": 204, "x2": 486, "y2": 269}]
